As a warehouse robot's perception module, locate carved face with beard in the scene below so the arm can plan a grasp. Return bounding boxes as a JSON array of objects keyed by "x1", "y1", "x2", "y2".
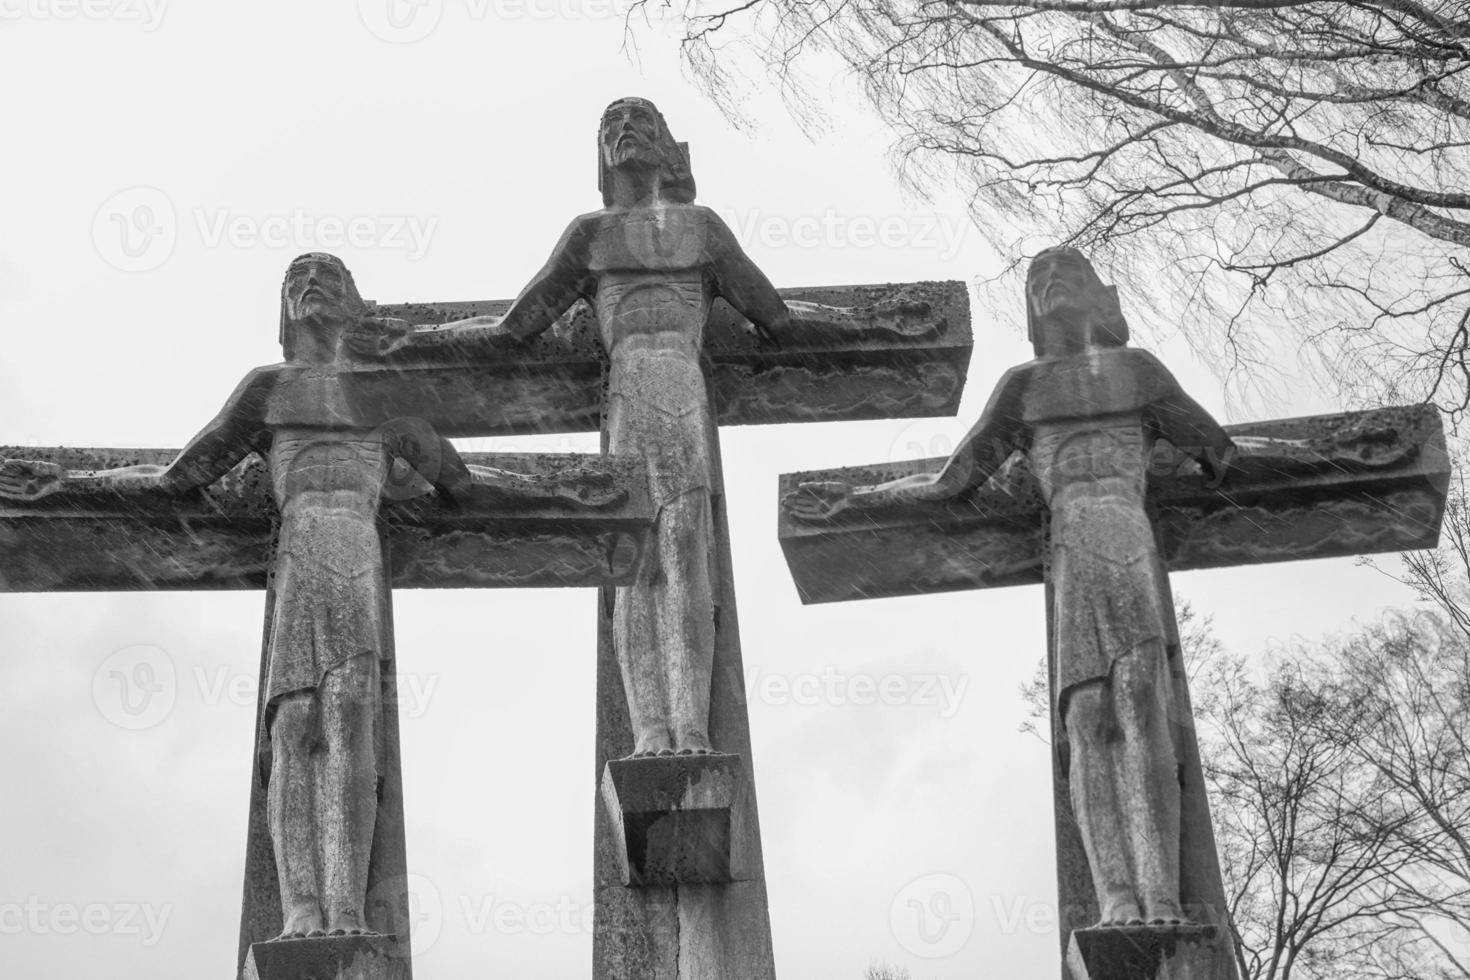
[
  {"x1": 1025, "y1": 247, "x2": 1130, "y2": 357},
  {"x1": 278, "y1": 252, "x2": 366, "y2": 359},
  {"x1": 597, "y1": 97, "x2": 696, "y2": 206}
]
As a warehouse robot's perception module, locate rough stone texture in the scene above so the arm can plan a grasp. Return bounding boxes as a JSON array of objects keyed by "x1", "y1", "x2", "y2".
[
  {"x1": 1067, "y1": 925, "x2": 1228, "y2": 980},
  {"x1": 778, "y1": 404, "x2": 1448, "y2": 604},
  {"x1": 776, "y1": 248, "x2": 1450, "y2": 980},
  {"x1": 352, "y1": 100, "x2": 972, "y2": 980},
  {"x1": 602, "y1": 754, "x2": 748, "y2": 886},
  {"x1": 592, "y1": 434, "x2": 776, "y2": 980},
  {"x1": 0, "y1": 253, "x2": 660, "y2": 980},
  {"x1": 243, "y1": 935, "x2": 408, "y2": 980},
  {"x1": 0, "y1": 450, "x2": 649, "y2": 592},
  {"x1": 370, "y1": 280, "x2": 971, "y2": 431}
]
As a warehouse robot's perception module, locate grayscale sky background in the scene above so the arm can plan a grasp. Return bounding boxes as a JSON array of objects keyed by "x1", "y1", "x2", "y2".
[{"x1": 0, "y1": 3, "x2": 1418, "y2": 978}]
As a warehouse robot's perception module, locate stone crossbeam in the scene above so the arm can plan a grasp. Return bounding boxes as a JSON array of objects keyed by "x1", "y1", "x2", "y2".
[
  {"x1": 779, "y1": 405, "x2": 1449, "y2": 604},
  {"x1": 0, "y1": 448, "x2": 649, "y2": 592}
]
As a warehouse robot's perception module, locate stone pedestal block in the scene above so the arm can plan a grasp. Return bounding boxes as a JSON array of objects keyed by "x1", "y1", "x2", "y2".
[
  {"x1": 1066, "y1": 924, "x2": 1230, "y2": 980},
  {"x1": 601, "y1": 754, "x2": 748, "y2": 886},
  {"x1": 243, "y1": 935, "x2": 408, "y2": 980}
]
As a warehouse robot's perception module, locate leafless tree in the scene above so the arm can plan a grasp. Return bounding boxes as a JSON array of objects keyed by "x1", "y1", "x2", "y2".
[
  {"x1": 1018, "y1": 593, "x2": 1470, "y2": 978},
  {"x1": 636, "y1": 0, "x2": 1470, "y2": 414}
]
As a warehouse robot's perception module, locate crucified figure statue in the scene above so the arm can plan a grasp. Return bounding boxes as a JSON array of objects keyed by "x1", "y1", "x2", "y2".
[
  {"x1": 0, "y1": 252, "x2": 622, "y2": 941},
  {"x1": 787, "y1": 246, "x2": 1234, "y2": 928},
  {"x1": 349, "y1": 97, "x2": 942, "y2": 759}
]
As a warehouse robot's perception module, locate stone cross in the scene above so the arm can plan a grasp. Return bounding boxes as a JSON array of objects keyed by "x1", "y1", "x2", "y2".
[
  {"x1": 0, "y1": 254, "x2": 657, "y2": 980},
  {"x1": 778, "y1": 249, "x2": 1449, "y2": 980},
  {"x1": 353, "y1": 97, "x2": 974, "y2": 980}
]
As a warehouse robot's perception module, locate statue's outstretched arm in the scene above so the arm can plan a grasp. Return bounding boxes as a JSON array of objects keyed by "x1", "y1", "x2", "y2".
[
  {"x1": 1141, "y1": 353, "x2": 1235, "y2": 482},
  {"x1": 458, "y1": 460, "x2": 625, "y2": 510},
  {"x1": 705, "y1": 211, "x2": 790, "y2": 344},
  {"x1": 0, "y1": 368, "x2": 273, "y2": 501},
  {"x1": 1147, "y1": 354, "x2": 1414, "y2": 479},
  {"x1": 381, "y1": 219, "x2": 595, "y2": 357},
  {"x1": 707, "y1": 213, "x2": 942, "y2": 345},
  {"x1": 786, "y1": 365, "x2": 1030, "y2": 520}
]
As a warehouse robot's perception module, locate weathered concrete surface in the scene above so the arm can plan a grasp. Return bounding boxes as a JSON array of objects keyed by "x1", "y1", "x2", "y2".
[
  {"x1": 1067, "y1": 925, "x2": 1228, "y2": 980},
  {"x1": 602, "y1": 754, "x2": 749, "y2": 886},
  {"x1": 775, "y1": 247, "x2": 1448, "y2": 980},
  {"x1": 370, "y1": 279, "x2": 971, "y2": 431},
  {"x1": 243, "y1": 934, "x2": 408, "y2": 980},
  {"x1": 0, "y1": 450, "x2": 649, "y2": 592},
  {"x1": 592, "y1": 429, "x2": 777, "y2": 980},
  {"x1": 779, "y1": 404, "x2": 1448, "y2": 604}
]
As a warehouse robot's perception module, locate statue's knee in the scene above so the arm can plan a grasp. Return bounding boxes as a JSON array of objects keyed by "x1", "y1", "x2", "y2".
[
  {"x1": 1115, "y1": 649, "x2": 1167, "y2": 726},
  {"x1": 271, "y1": 696, "x2": 313, "y2": 747},
  {"x1": 319, "y1": 670, "x2": 375, "y2": 739},
  {"x1": 1064, "y1": 685, "x2": 1109, "y2": 743}
]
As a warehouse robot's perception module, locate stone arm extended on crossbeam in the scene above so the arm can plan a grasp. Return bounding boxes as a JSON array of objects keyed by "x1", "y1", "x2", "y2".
[
  {"x1": 778, "y1": 405, "x2": 1449, "y2": 603},
  {"x1": 0, "y1": 369, "x2": 275, "y2": 500},
  {"x1": 789, "y1": 365, "x2": 1031, "y2": 520},
  {"x1": 0, "y1": 448, "x2": 651, "y2": 593},
  {"x1": 356, "y1": 280, "x2": 972, "y2": 433}
]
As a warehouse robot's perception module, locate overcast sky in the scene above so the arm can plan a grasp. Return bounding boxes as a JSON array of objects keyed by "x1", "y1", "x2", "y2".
[{"x1": 0, "y1": 4, "x2": 1423, "y2": 978}]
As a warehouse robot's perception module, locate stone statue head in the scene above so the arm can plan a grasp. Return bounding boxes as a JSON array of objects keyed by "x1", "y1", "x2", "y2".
[
  {"x1": 278, "y1": 252, "x2": 366, "y2": 359},
  {"x1": 597, "y1": 97, "x2": 696, "y2": 206},
  {"x1": 1025, "y1": 246, "x2": 1129, "y2": 357}
]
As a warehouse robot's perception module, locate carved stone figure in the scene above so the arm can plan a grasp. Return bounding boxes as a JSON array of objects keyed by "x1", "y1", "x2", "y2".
[
  {"x1": 789, "y1": 247, "x2": 1236, "y2": 928},
  {"x1": 0, "y1": 253, "x2": 622, "y2": 943},
  {"x1": 352, "y1": 97, "x2": 941, "y2": 759}
]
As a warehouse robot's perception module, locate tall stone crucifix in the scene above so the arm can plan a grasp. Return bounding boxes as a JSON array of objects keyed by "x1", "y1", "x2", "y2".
[
  {"x1": 351, "y1": 96, "x2": 973, "y2": 979},
  {"x1": 780, "y1": 248, "x2": 1449, "y2": 980},
  {"x1": 0, "y1": 253, "x2": 657, "y2": 980}
]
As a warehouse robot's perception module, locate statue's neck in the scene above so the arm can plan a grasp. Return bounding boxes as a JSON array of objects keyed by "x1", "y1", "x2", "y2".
[
  {"x1": 606, "y1": 169, "x2": 667, "y2": 209},
  {"x1": 286, "y1": 319, "x2": 347, "y2": 365}
]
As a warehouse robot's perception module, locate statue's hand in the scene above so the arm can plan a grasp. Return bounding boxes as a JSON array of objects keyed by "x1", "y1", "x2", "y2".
[
  {"x1": 871, "y1": 297, "x2": 943, "y2": 339},
  {"x1": 0, "y1": 459, "x2": 64, "y2": 501},
  {"x1": 783, "y1": 481, "x2": 853, "y2": 521},
  {"x1": 1330, "y1": 424, "x2": 1412, "y2": 468},
  {"x1": 555, "y1": 469, "x2": 627, "y2": 509},
  {"x1": 344, "y1": 316, "x2": 415, "y2": 360}
]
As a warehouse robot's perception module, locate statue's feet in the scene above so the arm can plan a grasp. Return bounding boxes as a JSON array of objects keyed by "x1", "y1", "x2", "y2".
[
  {"x1": 673, "y1": 729, "x2": 715, "y2": 755},
  {"x1": 1141, "y1": 898, "x2": 1194, "y2": 928},
  {"x1": 631, "y1": 731, "x2": 674, "y2": 758},
  {"x1": 1096, "y1": 893, "x2": 1144, "y2": 928},
  {"x1": 276, "y1": 903, "x2": 325, "y2": 941},
  {"x1": 326, "y1": 907, "x2": 380, "y2": 937}
]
